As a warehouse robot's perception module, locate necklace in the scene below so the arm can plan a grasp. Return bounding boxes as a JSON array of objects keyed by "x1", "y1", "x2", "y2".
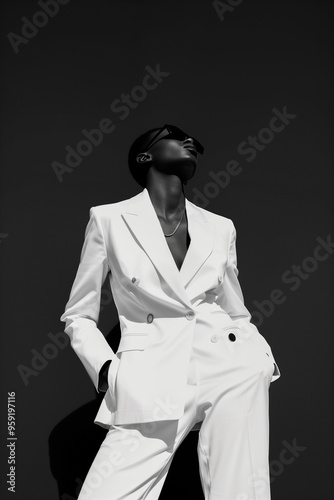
[{"x1": 163, "y1": 207, "x2": 186, "y2": 237}]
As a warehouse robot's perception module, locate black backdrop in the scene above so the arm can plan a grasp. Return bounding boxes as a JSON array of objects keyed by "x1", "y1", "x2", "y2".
[{"x1": 0, "y1": 1, "x2": 333, "y2": 499}]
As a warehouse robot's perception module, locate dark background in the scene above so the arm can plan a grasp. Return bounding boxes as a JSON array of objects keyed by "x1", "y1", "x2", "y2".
[{"x1": 0, "y1": 0, "x2": 333, "y2": 499}]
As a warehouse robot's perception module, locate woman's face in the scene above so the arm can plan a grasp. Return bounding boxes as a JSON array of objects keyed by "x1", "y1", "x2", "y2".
[{"x1": 140, "y1": 129, "x2": 199, "y2": 183}]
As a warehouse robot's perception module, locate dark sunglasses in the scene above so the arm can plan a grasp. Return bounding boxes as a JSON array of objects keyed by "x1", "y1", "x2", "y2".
[{"x1": 142, "y1": 124, "x2": 204, "y2": 155}]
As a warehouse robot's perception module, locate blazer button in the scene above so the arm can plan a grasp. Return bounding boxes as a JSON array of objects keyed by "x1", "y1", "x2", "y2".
[
  {"x1": 228, "y1": 333, "x2": 236, "y2": 342},
  {"x1": 211, "y1": 335, "x2": 218, "y2": 343},
  {"x1": 131, "y1": 277, "x2": 140, "y2": 285},
  {"x1": 186, "y1": 311, "x2": 195, "y2": 320},
  {"x1": 147, "y1": 313, "x2": 154, "y2": 323}
]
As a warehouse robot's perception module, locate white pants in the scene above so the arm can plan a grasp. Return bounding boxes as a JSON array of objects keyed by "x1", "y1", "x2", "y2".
[{"x1": 78, "y1": 316, "x2": 275, "y2": 500}]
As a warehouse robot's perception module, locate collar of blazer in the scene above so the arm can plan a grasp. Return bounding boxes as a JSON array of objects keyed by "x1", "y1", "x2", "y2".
[{"x1": 121, "y1": 187, "x2": 215, "y2": 309}]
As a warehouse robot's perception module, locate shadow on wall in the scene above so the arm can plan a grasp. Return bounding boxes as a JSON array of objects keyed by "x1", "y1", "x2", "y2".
[
  {"x1": 48, "y1": 392, "x2": 108, "y2": 500},
  {"x1": 48, "y1": 322, "x2": 202, "y2": 500}
]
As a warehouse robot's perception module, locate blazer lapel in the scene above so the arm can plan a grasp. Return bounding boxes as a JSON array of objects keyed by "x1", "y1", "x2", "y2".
[
  {"x1": 121, "y1": 188, "x2": 214, "y2": 307},
  {"x1": 179, "y1": 198, "x2": 214, "y2": 288}
]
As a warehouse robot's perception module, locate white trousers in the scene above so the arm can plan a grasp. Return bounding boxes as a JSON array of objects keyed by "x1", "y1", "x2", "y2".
[{"x1": 77, "y1": 316, "x2": 275, "y2": 500}]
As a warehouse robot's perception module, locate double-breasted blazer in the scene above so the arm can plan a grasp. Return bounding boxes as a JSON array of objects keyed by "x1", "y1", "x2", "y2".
[{"x1": 60, "y1": 187, "x2": 280, "y2": 429}]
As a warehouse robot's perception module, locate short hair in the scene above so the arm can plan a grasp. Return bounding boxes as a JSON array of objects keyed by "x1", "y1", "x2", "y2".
[{"x1": 128, "y1": 127, "x2": 161, "y2": 188}]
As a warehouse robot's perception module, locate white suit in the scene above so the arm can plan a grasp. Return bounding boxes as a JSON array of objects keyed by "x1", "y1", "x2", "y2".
[
  {"x1": 60, "y1": 187, "x2": 281, "y2": 500},
  {"x1": 60, "y1": 187, "x2": 280, "y2": 429}
]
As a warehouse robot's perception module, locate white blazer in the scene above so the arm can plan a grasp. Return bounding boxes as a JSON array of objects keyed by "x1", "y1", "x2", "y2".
[{"x1": 60, "y1": 187, "x2": 280, "y2": 429}]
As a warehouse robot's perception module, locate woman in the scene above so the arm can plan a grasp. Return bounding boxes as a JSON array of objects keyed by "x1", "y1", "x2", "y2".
[{"x1": 60, "y1": 124, "x2": 281, "y2": 500}]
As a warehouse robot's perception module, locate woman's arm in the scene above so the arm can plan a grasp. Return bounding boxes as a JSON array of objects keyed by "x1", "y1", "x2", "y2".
[
  {"x1": 59, "y1": 207, "x2": 116, "y2": 393},
  {"x1": 217, "y1": 220, "x2": 281, "y2": 381}
]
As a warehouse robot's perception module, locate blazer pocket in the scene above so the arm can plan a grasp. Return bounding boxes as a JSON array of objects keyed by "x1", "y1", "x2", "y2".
[
  {"x1": 116, "y1": 333, "x2": 149, "y2": 353},
  {"x1": 250, "y1": 334, "x2": 281, "y2": 380}
]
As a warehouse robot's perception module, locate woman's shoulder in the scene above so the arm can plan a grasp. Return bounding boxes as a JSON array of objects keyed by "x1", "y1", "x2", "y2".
[{"x1": 187, "y1": 199, "x2": 234, "y2": 229}]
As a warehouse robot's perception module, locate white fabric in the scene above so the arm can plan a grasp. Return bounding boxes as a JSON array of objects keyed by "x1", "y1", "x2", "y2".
[{"x1": 77, "y1": 313, "x2": 275, "y2": 500}]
